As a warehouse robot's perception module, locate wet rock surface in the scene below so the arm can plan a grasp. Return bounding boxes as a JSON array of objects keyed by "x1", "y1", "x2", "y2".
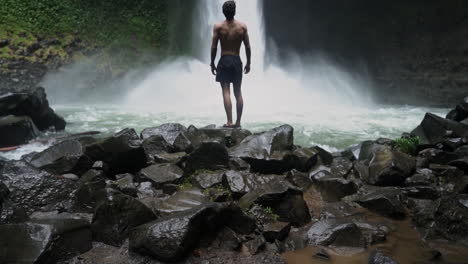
[
  {"x1": 29, "y1": 139, "x2": 93, "y2": 175},
  {"x1": 0, "y1": 87, "x2": 66, "y2": 131},
  {"x1": 229, "y1": 125, "x2": 294, "y2": 173},
  {"x1": 85, "y1": 128, "x2": 146, "y2": 175},
  {"x1": 1, "y1": 106, "x2": 468, "y2": 264},
  {"x1": 0, "y1": 211, "x2": 91, "y2": 263},
  {"x1": 0, "y1": 115, "x2": 39, "y2": 147},
  {"x1": 91, "y1": 189, "x2": 156, "y2": 247},
  {"x1": 0, "y1": 161, "x2": 78, "y2": 215}
]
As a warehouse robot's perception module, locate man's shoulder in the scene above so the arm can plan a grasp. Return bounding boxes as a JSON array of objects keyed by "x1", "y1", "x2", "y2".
[{"x1": 235, "y1": 20, "x2": 247, "y2": 28}]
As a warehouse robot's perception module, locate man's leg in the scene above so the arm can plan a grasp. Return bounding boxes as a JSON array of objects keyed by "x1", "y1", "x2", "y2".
[
  {"x1": 221, "y1": 82, "x2": 233, "y2": 126},
  {"x1": 233, "y1": 81, "x2": 243, "y2": 127}
]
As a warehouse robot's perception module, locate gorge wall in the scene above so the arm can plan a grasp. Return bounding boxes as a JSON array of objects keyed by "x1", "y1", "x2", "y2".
[{"x1": 263, "y1": 0, "x2": 468, "y2": 106}]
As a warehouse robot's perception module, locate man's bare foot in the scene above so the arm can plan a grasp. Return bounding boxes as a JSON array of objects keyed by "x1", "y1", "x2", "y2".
[
  {"x1": 223, "y1": 123, "x2": 235, "y2": 128},
  {"x1": 233, "y1": 123, "x2": 241, "y2": 129}
]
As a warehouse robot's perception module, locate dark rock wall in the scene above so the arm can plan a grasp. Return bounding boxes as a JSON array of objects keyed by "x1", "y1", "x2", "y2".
[{"x1": 263, "y1": 0, "x2": 468, "y2": 106}]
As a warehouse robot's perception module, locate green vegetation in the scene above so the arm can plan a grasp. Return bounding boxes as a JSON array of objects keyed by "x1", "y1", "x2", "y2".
[
  {"x1": 262, "y1": 206, "x2": 280, "y2": 221},
  {"x1": 393, "y1": 136, "x2": 421, "y2": 155},
  {"x1": 0, "y1": 0, "x2": 168, "y2": 72}
]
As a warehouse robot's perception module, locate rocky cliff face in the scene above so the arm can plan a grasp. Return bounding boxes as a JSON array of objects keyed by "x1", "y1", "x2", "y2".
[{"x1": 263, "y1": 0, "x2": 468, "y2": 106}]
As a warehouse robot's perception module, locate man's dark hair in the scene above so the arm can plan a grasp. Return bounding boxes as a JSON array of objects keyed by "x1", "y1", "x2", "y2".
[{"x1": 223, "y1": 1, "x2": 236, "y2": 20}]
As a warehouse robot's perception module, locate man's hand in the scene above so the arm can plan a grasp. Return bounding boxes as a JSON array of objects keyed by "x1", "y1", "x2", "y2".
[
  {"x1": 244, "y1": 64, "x2": 251, "y2": 74},
  {"x1": 211, "y1": 63, "x2": 217, "y2": 76}
]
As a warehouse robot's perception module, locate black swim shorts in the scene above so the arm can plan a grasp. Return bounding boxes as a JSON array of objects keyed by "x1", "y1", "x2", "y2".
[{"x1": 216, "y1": 55, "x2": 243, "y2": 84}]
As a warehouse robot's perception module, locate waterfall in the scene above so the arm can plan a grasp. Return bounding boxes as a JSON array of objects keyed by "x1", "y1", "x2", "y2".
[{"x1": 125, "y1": 0, "x2": 373, "y2": 115}]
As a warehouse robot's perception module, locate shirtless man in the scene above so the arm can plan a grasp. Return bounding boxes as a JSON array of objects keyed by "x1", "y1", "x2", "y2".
[{"x1": 211, "y1": 0, "x2": 251, "y2": 128}]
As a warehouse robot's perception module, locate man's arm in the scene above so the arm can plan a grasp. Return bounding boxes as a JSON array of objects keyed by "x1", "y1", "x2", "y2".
[
  {"x1": 210, "y1": 24, "x2": 219, "y2": 75},
  {"x1": 243, "y1": 25, "x2": 251, "y2": 74}
]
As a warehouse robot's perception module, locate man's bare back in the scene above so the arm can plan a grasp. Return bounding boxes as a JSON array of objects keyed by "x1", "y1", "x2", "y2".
[
  {"x1": 214, "y1": 20, "x2": 249, "y2": 57},
  {"x1": 210, "y1": 1, "x2": 251, "y2": 129}
]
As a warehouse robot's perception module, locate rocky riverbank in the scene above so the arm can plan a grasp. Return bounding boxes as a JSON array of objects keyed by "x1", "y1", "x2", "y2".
[{"x1": 0, "y1": 89, "x2": 468, "y2": 263}]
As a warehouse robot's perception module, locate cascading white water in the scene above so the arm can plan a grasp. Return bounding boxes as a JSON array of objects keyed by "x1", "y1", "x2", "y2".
[{"x1": 125, "y1": 0, "x2": 372, "y2": 114}]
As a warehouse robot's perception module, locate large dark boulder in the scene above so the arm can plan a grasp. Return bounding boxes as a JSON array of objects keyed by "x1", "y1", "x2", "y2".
[
  {"x1": 366, "y1": 146, "x2": 415, "y2": 186},
  {"x1": 179, "y1": 141, "x2": 229, "y2": 174},
  {"x1": 306, "y1": 218, "x2": 365, "y2": 248},
  {"x1": 238, "y1": 177, "x2": 311, "y2": 226},
  {"x1": 229, "y1": 125, "x2": 294, "y2": 174},
  {"x1": 412, "y1": 113, "x2": 468, "y2": 145},
  {"x1": 0, "y1": 115, "x2": 39, "y2": 147},
  {"x1": 354, "y1": 187, "x2": 406, "y2": 219},
  {"x1": 129, "y1": 204, "x2": 221, "y2": 262},
  {"x1": 141, "y1": 123, "x2": 192, "y2": 152},
  {"x1": 139, "y1": 163, "x2": 184, "y2": 188},
  {"x1": 0, "y1": 87, "x2": 66, "y2": 130},
  {"x1": 91, "y1": 189, "x2": 156, "y2": 247},
  {"x1": 0, "y1": 161, "x2": 78, "y2": 215},
  {"x1": 141, "y1": 135, "x2": 173, "y2": 163},
  {"x1": 194, "y1": 170, "x2": 226, "y2": 189},
  {"x1": 85, "y1": 128, "x2": 146, "y2": 175},
  {"x1": 141, "y1": 188, "x2": 208, "y2": 217},
  {"x1": 71, "y1": 169, "x2": 107, "y2": 213},
  {"x1": 430, "y1": 195, "x2": 468, "y2": 242},
  {"x1": 0, "y1": 211, "x2": 91, "y2": 263},
  {"x1": 446, "y1": 96, "x2": 468, "y2": 122},
  {"x1": 185, "y1": 126, "x2": 252, "y2": 148},
  {"x1": 29, "y1": 139, "x2": 93, "y2": 175},
  {"x1": 223, "y1": 171, "x2": 285, "y2": 197},
  {"x1": 311, "y1": 171, "x2": 358, "y2": 201}
]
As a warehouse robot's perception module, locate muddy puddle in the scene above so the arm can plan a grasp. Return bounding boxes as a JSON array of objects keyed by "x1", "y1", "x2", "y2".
[{"x1": 283, "y1": 186, "x2": 468, "y2": 264}]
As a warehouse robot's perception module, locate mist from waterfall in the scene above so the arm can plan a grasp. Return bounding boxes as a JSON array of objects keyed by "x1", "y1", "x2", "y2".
[{"x1": 125, "y1": 0, "x2": 373, "y2": 116}]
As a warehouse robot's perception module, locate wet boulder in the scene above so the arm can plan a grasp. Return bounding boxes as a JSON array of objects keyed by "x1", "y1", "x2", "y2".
[
  {"x1": 141, "y1": 188, "x2": 208, "y2": 217},
  {"x1": 306, "y1": 218, "x2": 365, "y2": 248},
  {"x1": 404, "y1": 169, "x2": 436, "y2": 187},
  {"x1": 85, "y1": 128, "x2": 146, "y2": 175},
  {"x1": 286, "y1": 147, "x2": 319, "y2": 172},
  {"x1": 330, "y1": 157, "x2": 354, "y2": 178},
  {"x1": 263, "y1": 221, "x2": 291, "y2": 242},
  {"x1": 229, "y1": 125, "x2": 294, "y2": 174},
  {"x1": 142, "y1": 135, "x2": 173, "y2": 163},
  {"x1": 358, "y1": 140, "x2": 386, "y2": 163},
  {"x1": 91, "y1": 189, "x2": 156, "y2": 246},
  {"x1": 129, "y1": 203, "x2": 221, "y2": 262},
  {"x1": 223, "y1": 171, "x2": 279, "y2": 196},
  {"x1": 238, "y1": 177, "x2": 311, "y2": 226},
  {"x1": 286, "y1": 170, "x2": 312, "y2": 191},
  {"x1": 411, "y1": 113, "x2": 468, "y2": 145},
  {"x1": 430, "y1": 195, "x2": 468, "y2": 242},
  {"x1": 194, "y1": 170, "x2": 226, "y2": 189},
  {"x1": 71, "y1": 169, "x2": 107, "y2": 213},
  {"x1": 354, "y1": 187, "x2": 406, "y2": 219},
  {"x1": 0, "y1": 87, "x2": 66, "y2": 130},
  {"x1": 446, "y1": 96, "x2": 468, "y2": 122},
  {"x1": 448, "y1": 157, "x2": 468, "y2": 174},
  {"x1": 29, "y1": 139, "x2": 93, "y2": 175},
  {"x1": 0, "y1": 115, "x2": 39, "y2": 148},
  {"x1": 141, "y1": 123, "x2": 192, "y2": 152},
  {"x1": 139, "y1": 163, "x2": 184, "y2": 188},
  {"x1": 186, "y1": 126, "x2": 252, "y2": 148},
  {"x1": 311, "y1": 171, "x2": 358, "y2": 201},
  {"x1": 0, "y1": 161, "x2": 78, "y2": 215},
  {"x1": 180, "y1": 141, "x2": 229, "y2": 174},
  {"x1": 367, "y1": 146, "x2": 415, "y2": 186},
  {"x1": 369, "y1": 250, "x2": 399, "y2": 264},
  {"x1": 108, "y1": 173, "x2": 137, "y2": 197},
  {"x1": 0, "y1": 200, "x2": 28, "y2": 224},
  {"x1": 0, "y1": 211, "x2": 91, "y2": 263}
]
